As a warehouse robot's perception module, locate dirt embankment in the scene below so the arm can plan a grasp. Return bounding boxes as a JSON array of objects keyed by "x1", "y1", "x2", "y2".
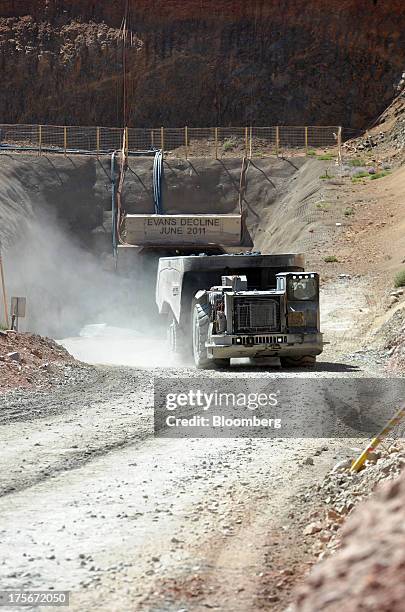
[
  {"x1": 292, "y1": 467, "x2": 405, "y2": 612},
  {"x1": 343, "y1": 81, "x2": 405, "y2": 167},
  {"x1": 0, "y1": 1, "x2": 404, "y2": 127},
  {"x1": 304, "y1": 162, "x2": 405, "y2": 372},
  {"x1": 0, "y1": 330, "x2": 93, "y2": 391}
]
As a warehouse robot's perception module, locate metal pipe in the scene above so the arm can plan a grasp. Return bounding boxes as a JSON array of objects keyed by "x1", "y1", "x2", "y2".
[
  {"x1": 0, "y1": 144, "x2": 158, "y2": 157},
  {"x1": 111, "y1": 151, "x2": 118, "y2": 258},
  {"x1": 153, "y1": 150, "x2": 164, "y2": 214}
]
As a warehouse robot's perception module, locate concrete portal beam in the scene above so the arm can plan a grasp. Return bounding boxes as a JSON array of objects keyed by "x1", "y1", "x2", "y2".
[{"x1": 122, "y1": 214, "x2": 243, "y2": 247}]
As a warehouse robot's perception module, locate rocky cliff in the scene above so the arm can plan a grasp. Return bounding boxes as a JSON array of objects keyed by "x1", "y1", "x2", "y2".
[
  {"x1": 293, "y1": 471, "x2": 405, "y2": 612},
  {"x1": 0, "y1": 1, "x2": 404, "y2": 128}
]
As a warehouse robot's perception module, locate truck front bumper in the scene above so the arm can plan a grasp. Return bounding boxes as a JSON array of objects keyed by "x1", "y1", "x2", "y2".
[{"x1": 207, "y1": 333, "x2": 323, "y2": 359}]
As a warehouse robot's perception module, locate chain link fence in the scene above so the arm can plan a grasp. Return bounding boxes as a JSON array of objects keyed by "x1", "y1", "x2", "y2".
[{"x1": 0, "y1": 124, "x2": 341, "y2": 158}]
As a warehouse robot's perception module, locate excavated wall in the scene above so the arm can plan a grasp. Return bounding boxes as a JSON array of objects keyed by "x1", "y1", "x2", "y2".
[{"x1": 0, "y1": 1, "x2": 404, "y2": 128}]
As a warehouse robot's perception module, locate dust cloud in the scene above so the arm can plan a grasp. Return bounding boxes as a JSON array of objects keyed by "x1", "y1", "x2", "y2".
[
  {"x1": 61, "y1": 324, "x2": 180, "y2": 368},
  {"x1": 3, "y1": 209, "x2": 174, "y2": 368}
]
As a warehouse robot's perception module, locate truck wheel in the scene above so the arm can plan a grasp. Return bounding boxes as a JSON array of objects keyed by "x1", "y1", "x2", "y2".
[
  {"x1": 280, "y1": 355, "x2": 316, "y2": 368},
  {"x1": 192, "y1": 303, "x2": 212, "y2": 369},
  {"x1": 212, "y1": 358, "x2": 230, "y2": 368}
]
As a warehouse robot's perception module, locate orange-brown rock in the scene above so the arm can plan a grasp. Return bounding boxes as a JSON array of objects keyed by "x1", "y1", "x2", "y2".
[
  {"x1": 292, "y1": 473, "x2": 405, "y2": 612},
  {"x1": 0, "y1": 1, "x2": 404, "y2": 128}
]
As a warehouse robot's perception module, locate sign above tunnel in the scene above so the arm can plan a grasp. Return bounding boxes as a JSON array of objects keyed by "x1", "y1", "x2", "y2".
[{"x1": 122, "y1": 214, "x2": 243, "y2": 246}]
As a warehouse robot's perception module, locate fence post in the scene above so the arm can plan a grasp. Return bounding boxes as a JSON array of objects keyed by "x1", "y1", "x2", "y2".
[
  {"x1": 185, "y1": 126, "x2": 188, "y2": 159},
  {"x1": 275, "y1": 126, "x2": 280, "y2": 157},
  {"x1": 249, "y1": 126, "x2": 253, "y2": 159},
  {"x1": 161, "y1": 126, "x2": 165, "y2": 151},
  {"x1": 245, "y1": 127, "x2": 249, "y2": 156},
  {"x1": 64, "y1": 126, "x2": 67, "y2": 156},
  {"x1": 215, "y1": 127, "x2": 219, "y2": 159},
  {"x1": 305, "y1": 126, "x2": 308, "y2": 156},
  {"x1": 125, "y1": 126, "x2": 129, "y2": 157},
  {"x1": 337, "y1": 126, "x2": 342, "y2": 165},
  {"x1": 0, "y1": 248, "x2": 9, "y2": 330},
  {"x1": 96, "y1": 127, "x2": 100, "y2": 159},
  {"x1": 38, "y1": 125, "x2": 42, "y2": 156}
]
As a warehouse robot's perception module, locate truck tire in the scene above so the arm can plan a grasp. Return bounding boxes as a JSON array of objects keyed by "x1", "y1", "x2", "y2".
[
  {"x1": 212, "y1": 358, "x2": 231, "y2": 368},
  {"x1": 192, "y1": 303, "x2": 212, "y2": 369},
  {"x1": 280, "y1": 355, "x2": 316, "y2": 368}
]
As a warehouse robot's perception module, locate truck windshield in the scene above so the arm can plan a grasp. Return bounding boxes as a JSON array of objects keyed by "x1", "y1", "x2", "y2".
[{"x1": 287, "y1": 277, "x2": 318, "y2": 301}]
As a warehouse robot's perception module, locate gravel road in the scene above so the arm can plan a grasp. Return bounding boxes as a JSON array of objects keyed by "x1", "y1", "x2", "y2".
[{"x1": 0, "y1": 283, "x2": 392, "y2": 611}]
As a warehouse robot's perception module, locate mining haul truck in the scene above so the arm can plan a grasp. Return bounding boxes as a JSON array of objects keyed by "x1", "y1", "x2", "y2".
[
  {"x1": 117, "y1": 156, "x2": 322, "y2": 368},
  {"x1": 155, "y1": 253, "x2": 323, "y2": 369}
]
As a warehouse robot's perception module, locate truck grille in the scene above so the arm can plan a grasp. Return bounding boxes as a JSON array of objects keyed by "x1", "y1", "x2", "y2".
[
  {"x1": 233, "y1": 297, "x2": 280, "y2": 333},
  {"x1": 232, "y1": 335, "x2": 287, "y2": 346}
]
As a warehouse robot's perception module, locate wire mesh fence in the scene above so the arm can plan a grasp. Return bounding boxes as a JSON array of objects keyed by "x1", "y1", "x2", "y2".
[{"x1": 0, "y1": 124, "x2": 341, "y2": 158}]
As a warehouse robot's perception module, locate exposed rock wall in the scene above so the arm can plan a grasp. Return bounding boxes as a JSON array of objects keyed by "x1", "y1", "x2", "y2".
[
  {"x1": 292, "y1": 471, "x2": 405, "y2": 612},
  {"x1": 0, "y1": 1, "x2": 404, "y2": 128}
]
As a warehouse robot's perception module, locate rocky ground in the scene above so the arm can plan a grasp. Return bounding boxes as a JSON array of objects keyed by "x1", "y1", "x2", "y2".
[
  {"x1": 292, "y1": 452, "x2": 405, "y2": 612},
  {"x1": 0, "y1": 273, "x2": 403, "y2": 611},
  {"x1": 0, "y1": 356, "x2": 378, "y2": 612},
  {"x1": 343, "y1": 78, "x2": 405, "y2": 163},
  {"x1": 0, "y1": 329, "x2": 94, "y2": 391},
  {"x1": 291, "y1": 439, "x2": 405, "y2": 566},
  {"x1": 0, "y1": 344, "x2": 403, "y2": 611}
]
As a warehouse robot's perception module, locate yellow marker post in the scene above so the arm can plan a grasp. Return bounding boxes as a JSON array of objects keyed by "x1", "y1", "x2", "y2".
[{"x1": 350, "y1": 405, "x2": 405, "y2": 473}]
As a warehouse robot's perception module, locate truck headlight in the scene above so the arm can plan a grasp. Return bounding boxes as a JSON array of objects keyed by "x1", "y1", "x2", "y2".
[{"x1": 288, "y1": 312, "x2": 305, "y2": 327}]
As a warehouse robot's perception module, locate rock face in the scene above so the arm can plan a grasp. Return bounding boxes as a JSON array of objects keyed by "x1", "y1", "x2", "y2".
[
  {"x1": 292, "y1": 472, "x2": 405, "y2": 612},
  {"x1": 0, "y1": 1, "x2": 404, "y2": 128}
]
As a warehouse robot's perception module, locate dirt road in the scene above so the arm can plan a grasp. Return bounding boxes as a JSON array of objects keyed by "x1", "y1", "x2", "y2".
[
  {"x1": 0, "y1": 370, "x2": 376, "y2": 611},
  {"x1": 0, "y1": 283, "x2": 386, "y2": 611}
]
